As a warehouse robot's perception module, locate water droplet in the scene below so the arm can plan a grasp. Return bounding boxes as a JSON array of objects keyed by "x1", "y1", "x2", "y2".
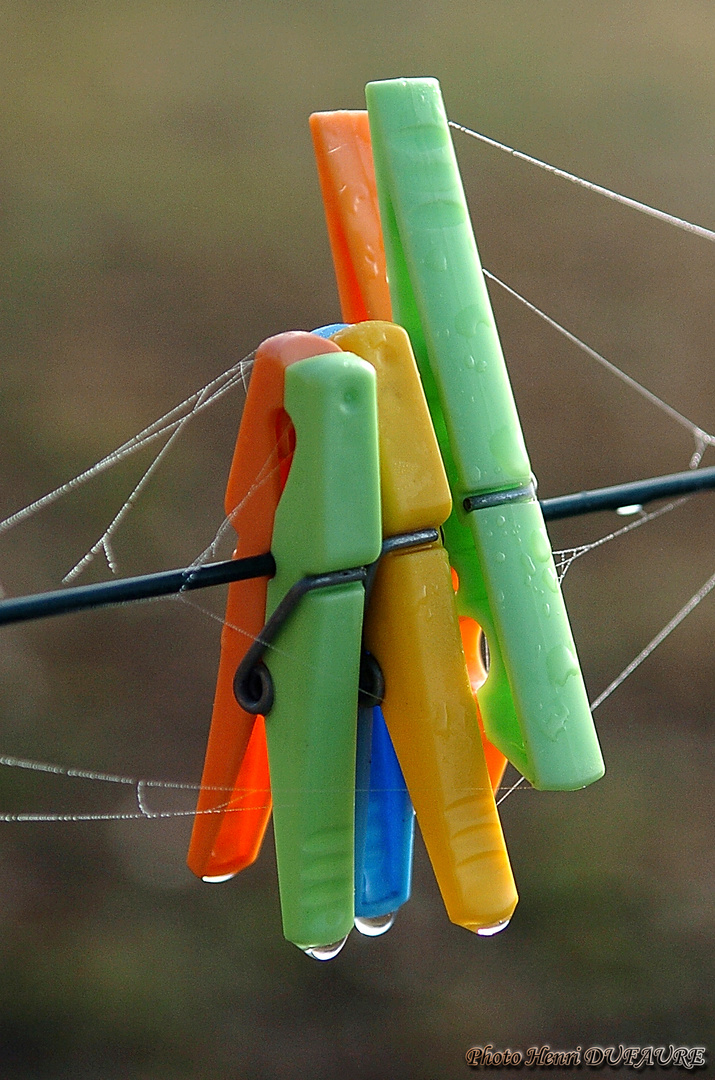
[
  {"x1": 464, "y1": 354, "x2": 476, "y2": 368},
  {"x1": 530, "y1": 529, "x2": 552, "y2": 563},
  {"x1": 455, "y1": 303, "x2": 481, "y2": 337},
  {"x1": 202, "y1": 872, "x2": 237, "y2": 883},
  {"x1": 477, "y1": 918, "x2": 510, "y2": 937},
  {"x1": 354, "y1": 912, "x2": 397, "y2": 937},
  {"x1": 495, "y1": 589, "x2": 505, "y2": 604},
  {"x1": 542, "y1": 566, "x2": 559, "y2": 593},
  {"x1": 495, "y1": 551, "x2": 506, "y2": 563},
  {"x1": 489, "y1": 427, "x2": 531, "y2": 481},
  {"x1": 303, "y1": 935, "x2": 350, "y2": 961},
  {"x1": 521, "y1": 554, "x2": 536, "y2": 574},
  {"x1": 475, "y1": 358, "x2": 488, "y2": 372},
  {"x1": 496, "y1": 514, "x2": 506, "y2": 527},
  {"x1": 543, "y1": 702, "x2": 569, "y2": 741},
  {"x1": 426, "y1": 249, "x2": 447, "y2": 272},
  {"x1": 546, "y1": 645, "x2": 579, "y2": 687},
  {"x1": 420, "y1": 197, "x2": 465, "y2": 229},
  {"x1": 542, "y1": 603, "x2": 551, "y2": 617}
]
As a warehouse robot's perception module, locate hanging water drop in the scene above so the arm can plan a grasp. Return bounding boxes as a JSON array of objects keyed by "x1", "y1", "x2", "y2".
[
  {"x1": 302, "y1": 935, "x2": 350, "y2": 961},
  {"x1": 476, "y1": 918, "x2": 510, "y2": 937},
  {"x1": 354, "y1": 911, "x2": 397, "y2": 937}
]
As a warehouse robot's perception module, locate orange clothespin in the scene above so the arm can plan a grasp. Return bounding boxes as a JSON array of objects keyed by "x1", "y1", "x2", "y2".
[
  {"x1": 187, "y1": 331, "x2": 343, "y2": 882},
  {"x1": 310, "y1": 110, "x2": 392, "y2": 323},
  {"x1": 311, "y1": 109, "x2": 506, "y2": 793}
]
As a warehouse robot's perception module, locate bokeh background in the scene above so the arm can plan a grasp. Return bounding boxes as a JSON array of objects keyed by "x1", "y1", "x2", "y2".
[{"x1": 0, "y1": 2, "x2": 714, "y2": 1077}]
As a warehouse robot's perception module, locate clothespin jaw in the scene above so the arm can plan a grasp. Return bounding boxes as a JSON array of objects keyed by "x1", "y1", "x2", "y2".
[
  {"x1": 187, "y1": 332, "x2": 346, "y2": 883},
  {"x1": 311, "y1": 113, "x2": 508, "y2": 794},
  {"x1": 353, "y1": 701, "x2": 414, "y2": 932},
  {"x1": 310, "y1": 111, "x2": 392, "y2": 323},
  {"x1": 366, "y1": 77, "x2": 605, "y2": 791},
  {"x1": 332, "y1": 321, "x2": 518, "y2": 934},
  {"x1": 250, "y1": 338, "x2": 382, "y2": 954}
]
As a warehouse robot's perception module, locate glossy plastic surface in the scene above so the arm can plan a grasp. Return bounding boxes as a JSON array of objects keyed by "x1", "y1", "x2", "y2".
[
  {"x1": 354, "y1": 704, "x2": 414, "y2": 921},
  {"x1": 366, "y1": 77, "x2": 604, "y2": 791},
  {"x1": 333, "y1": 321, "x2": 517, "y2": 931},
  {"x1": 310, "y1": 111, "x2": 392, "y2": 323},
  {"x1": 187, "y1": 332, "x2": 343, "y2": 880},
  {"x1": 265, "y1": 350, "x2": 382, "y2": 950},
  {"x1": 458, "y1": 610, "x2": 508, "y2": 793},
  {"x1": 315, "y1": 321, "x2": 414, "y2": 924},
  {"x1": 310, "y1": 118, "x2": 507, "y2": 789}
]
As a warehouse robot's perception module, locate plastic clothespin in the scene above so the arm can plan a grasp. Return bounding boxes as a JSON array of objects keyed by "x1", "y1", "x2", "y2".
[
  {"x1": 366, "y1": 77, "x2": 604, "y2": 790},
  {"x1": 231, "y1": 333, "x2": 382, "y2": 956},
  {"x1": 311, "y1": 109, "x2": 507, "y2": 795},
  {"x1": 333, "y1": 320, "x2": 517, "y2": 934},
  {"x1": 312, "y1": 323, "x2": 414, "y2": 936},
  {"x1": 310, "y1": 110, "x2": 392, "y2": 323},
  {"x1": 188, "y1": 332, "x2": 346, "y2": 883}
]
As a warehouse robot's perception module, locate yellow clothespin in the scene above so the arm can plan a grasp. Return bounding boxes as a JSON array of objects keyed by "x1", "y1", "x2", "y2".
[{"x1": 332, "y1": 321, "x2": 517, "y2": 935}]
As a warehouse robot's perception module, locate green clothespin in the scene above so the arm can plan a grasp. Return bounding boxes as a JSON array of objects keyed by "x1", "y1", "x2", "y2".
[
  {"x1": 366, "y1": 77, "x2": 604, "y2": 790},
  {"x1": 233, "y1": 336, "x2": 382, "y2": 956}
]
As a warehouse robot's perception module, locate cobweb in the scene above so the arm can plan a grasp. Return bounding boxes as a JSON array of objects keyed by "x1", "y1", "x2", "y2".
[{"x1": 0, "y1": 121, "x2": 713, "y2": 825}]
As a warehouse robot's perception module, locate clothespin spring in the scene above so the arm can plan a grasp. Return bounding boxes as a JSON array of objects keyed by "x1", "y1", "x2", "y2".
[{"x1": 234, "y1": 526, "x2": 440, "y2": 716}]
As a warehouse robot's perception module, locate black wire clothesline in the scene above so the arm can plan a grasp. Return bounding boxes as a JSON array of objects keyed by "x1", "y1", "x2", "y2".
[{"x1": 0, "y1": 463, "x2": 713, "y2": 629}]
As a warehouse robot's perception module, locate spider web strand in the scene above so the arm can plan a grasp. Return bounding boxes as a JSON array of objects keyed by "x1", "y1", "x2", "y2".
[
  {"x1": 483, "y1": 269, "x2": 714, "y2": 449},
  {"x1": 590, "y1": 566, "x2": 715, "y2": 712},
  {"x1": 450, "y1": 121, "x2": 715, "y2": 244}
]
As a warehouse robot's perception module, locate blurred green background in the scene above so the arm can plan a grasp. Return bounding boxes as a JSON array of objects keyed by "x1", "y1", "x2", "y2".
[{"x1": 0, "y1": 1, "x2": 714, "y2": 1076}]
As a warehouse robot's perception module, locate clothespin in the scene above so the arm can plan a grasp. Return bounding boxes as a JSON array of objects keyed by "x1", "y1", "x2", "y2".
[
  {"x1": 311, "y1": 323, "x2": 415, "y2": 936},
  {"x1": 189, "y1": 333, "x2": 383, "y2": 962},
  {"x1": 238, "y1": 335, "x2": 382, "y2": 956},
  {"x1": 188, "y1": 332, "x2": 349, "y2": 883},
  {"x1": 332, "y1": 320, "x2": 518, "y2": 934},
  {"x1": 311, "y1": 109, "x2": 507, "y2": 795},
  {"x1": 366, "y1": 77, "x2": 604, "y2": 790},
  {"x1": 310, "y1": 110, "x2": 392, "y2": 323},
  {"x1": 187, "y1": 338, "x2": 314, "y2": 882}
]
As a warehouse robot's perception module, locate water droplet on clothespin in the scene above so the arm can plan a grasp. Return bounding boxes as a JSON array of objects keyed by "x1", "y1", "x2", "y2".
[
  {"x1": 302, "y1": 935, "x2": 350, "y2": 961},
  {"x1": 202, "y1": 873, "x2": 237, "y2": 883},
  {"x1": 354, "y1": 912, "x2": 397, "y2": 937},
  {"x1": 476, "y1": 918, "x2": 510, "y2": 937}
]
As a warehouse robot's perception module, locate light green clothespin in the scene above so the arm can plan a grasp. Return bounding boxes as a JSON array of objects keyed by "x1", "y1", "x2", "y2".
[
  {"x1": 366, "y1": 77, "x2": 604, "y2": 790},
  {"x1": 232, "y1": 334, "x2": 382, "y2": 956}
]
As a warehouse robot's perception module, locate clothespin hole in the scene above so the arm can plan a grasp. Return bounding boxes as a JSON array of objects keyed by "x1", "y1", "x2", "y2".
[
  {"x1": 479, "y1": 631, "x2": 491, "y2": 674},
  {"x1": 234, "y1": 661, "x2": 274, "y2": 715},
  {"x1": 358, "y1": 652, "x2": 385, "y2": 707}
]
